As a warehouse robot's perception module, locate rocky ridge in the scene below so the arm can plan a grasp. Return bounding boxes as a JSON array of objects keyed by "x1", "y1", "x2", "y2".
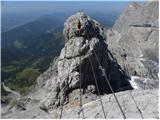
[
  {"x1": 39, "y1": 12, "x2": 131, "y2": 112},
  {"x1": 1, "y1": 1, "x2": 159, "y2": 119}
]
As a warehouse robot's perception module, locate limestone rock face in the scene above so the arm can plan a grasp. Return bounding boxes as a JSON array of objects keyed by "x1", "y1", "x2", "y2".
[
  {"x1": 113, "y1": 1, "x2": 159, "y2": 34},
  {"x1": 58, "y1": 89, "x2": 158, "y2": 119},
  {"x1": 113, "y1": 2, "x2": 142, "y2": 34},
  {"x1": 39, "y1": 12, "x2": 129, "y2": 112},
  {"x1": 106, "y1": 1, "x2": 159, "y2": 83},
  {"x1": 2, "y1": 89, "x2": 158, "y2": 119}
]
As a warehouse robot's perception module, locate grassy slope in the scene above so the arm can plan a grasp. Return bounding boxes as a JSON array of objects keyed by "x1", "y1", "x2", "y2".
[{"x1": 1, "y1": 15, "x2": 65, "y2": 95}]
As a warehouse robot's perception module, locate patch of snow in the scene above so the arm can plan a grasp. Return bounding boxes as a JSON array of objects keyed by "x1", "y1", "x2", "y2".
[
  {"x1": 129, "y1": 5, "x2": 133, "y2": 8},
  {"x1": 139, "y1": 54, "x2": 143, "y2": 58},
  {"x1": 128, "y1": 76, "x2": 139, "y2": 89},
  {"x1": 139, "y1": 57, "x2": 145, "y2": 61}
]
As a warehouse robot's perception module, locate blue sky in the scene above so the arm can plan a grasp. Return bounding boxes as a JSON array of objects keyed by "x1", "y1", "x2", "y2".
[
  {"x1": 2, "y1": 1, "x2": 147, "y2": 15},
  {"x1": 1, "y1": 0, "x2": 148, "y2": 1},
  {"x1": 1, "y1": 1, "x2": 132, "y2": 14},
  {"x1": 1, "y1": 0, "x2": 147, "y2": 32},
  {"x1": 1, "y1": 1, "x2": 147, "y2": 25}
]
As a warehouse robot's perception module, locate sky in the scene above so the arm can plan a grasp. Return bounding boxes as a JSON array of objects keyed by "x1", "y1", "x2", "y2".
[
  {"x1": 1, "y1": 0, "x2": 146, "y2": 32},
  {"x1": 1, "y1": 1, "x2": 132, "y2": 15},
  {"x1": 1, "y1": 0, "x2": 149, "y2": 1}
]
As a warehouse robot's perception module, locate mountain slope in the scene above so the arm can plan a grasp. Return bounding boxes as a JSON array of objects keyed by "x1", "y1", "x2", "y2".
[
  {"x1": 1, "y1": 12, "x2": 118, "y2": 95},
  {"x1": 1, "y1": 14, "x2": 65, "y2": 94}
]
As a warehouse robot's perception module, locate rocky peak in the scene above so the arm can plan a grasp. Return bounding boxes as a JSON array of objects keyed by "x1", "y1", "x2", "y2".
[
  {"x1": 63, "y1": 12, "x2": 104, "y2": 42},
  {"x1": 127, "y1": 2, "x2": 142, "y2": 10},
  {"x1": 113, "y1": 2, "x2": 141, "y2": 33},
  {"x1": 113, "y1": 1, "x2": 158, "y2": 34},
  {"x1": 39, "y1": 12, "x2": 130, "y2": 112}
]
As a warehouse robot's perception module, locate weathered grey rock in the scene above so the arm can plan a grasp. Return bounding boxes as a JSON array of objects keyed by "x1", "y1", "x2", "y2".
[
  {"x1": 113, "y1": 1, "x2": 159, "y2": 34},
  {"x1": 2, "y1": 89, "x2": 158, "y2": 119},
  {"x1": 38, "y1": 2, "x2": 159, "y2": 116},
  {"x1": 39, "y1": 12, "x2": 129, "y2": 112},
  {"x1": 86, "y1": 85, "x2": 96, "y2": 93},
  {"x1": 1, "y1": 2, "x2": 159, "y2": 119},
  {"x1": 53, "y1": 89, "x2": 158, "y2": 119},
  {"x1": 128, "y1": 76, "x2": 159, "y2": 90},
  {"x1": 134, "y1": 77, "x2": 159, "y2": 89},
  {"x1": 106, "y1": 1, "x2": 159, "y2": 83},
  {"x1": 63, "y1": 12, "x2": 104, "y2": 42},
  {"x1": 1, "y1": 97, "x2": 49, "y2": 119},
  {"x1": 113, "y1": 2, "x2": 142, "y2": 34}
]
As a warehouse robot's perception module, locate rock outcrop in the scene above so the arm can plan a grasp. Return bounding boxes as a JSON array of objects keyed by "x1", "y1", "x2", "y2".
[
  {"x1": 2, "y1": 89, "x2": 158, "y2": 119},
  {"x1": 113, "y1": 1, "x2": 158, "y2": 34},
  {"x1": 55, "y1": 89, "x2": 158, "y2": 119},
  {"x1": 39, "y1": 12, "x2": 130, "y2": 112},
  {"x1": 106, "y1": 1, "x2": 159, "y2": 83},
  {"x1": 1, "y1": 1, "x2": 159, "y2": 119}
]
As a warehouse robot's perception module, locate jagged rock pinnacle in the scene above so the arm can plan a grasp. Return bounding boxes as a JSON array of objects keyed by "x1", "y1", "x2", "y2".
[
  {"x1": 39, "y1": 12, "x2": 128, "y2": 112},
  {"x1": 63, "y1": 12, "x2": 104, "y2": 42}
]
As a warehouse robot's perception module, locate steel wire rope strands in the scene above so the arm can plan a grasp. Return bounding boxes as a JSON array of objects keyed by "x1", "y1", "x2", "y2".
[
  {"x1": 109, "y1": 59, "x2": 143, "y2": 119},
  {"x1": 119, "y1": 85, "x2": 144, "y2": 119},
  {"x1": 128, "y1": 90, "x2": 144, "y2": 118},
  {"x1": 122, "y1": 52, "x2": 144, "y2": 119},
  {"x1": 88, "y1": 57, "x2": 107, "y2": 118},
  {"x1": 86, "y1": 32, "x2": 126, "y2": 119},
  {"x1": 93, "y1": 45, "x2": 126, "y2": 119}
]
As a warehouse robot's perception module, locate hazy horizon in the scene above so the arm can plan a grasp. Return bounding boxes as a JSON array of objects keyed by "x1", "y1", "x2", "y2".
[
  {"x1": 1, "y1": 1, "x2": 147, "y2": 32},
  {"x1": 2, "y1": 1, "x2": 131, "y2": 14}
]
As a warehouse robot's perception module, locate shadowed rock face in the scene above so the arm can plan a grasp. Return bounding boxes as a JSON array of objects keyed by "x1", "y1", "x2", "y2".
[{"x1": 39, "y1": 12, "x2": 131, "y2": 112}]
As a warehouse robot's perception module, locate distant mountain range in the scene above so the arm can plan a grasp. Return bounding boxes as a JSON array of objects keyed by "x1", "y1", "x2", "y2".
[{"x1": 2, "y1": 12, "x2": 119, "y2": 33}]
